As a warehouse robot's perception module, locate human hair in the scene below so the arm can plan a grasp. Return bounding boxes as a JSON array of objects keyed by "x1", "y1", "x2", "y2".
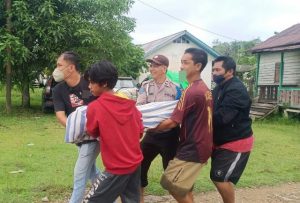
[
  {"x1": 61, "y1": 51, "x2": 81, "y2": 71},
  {"x1": 88, "y1": 60, "x2": 118, "y2": 89},
  {"x1": 212, "y1": 56, "x2": 236, "y2": 74},
  {"x1": 184, "y1": 48, "x2": 208, "y2": 71}
]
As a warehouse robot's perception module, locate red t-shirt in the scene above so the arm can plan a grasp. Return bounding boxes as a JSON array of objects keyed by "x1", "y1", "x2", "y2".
[
  {"x1": 171, "y1": 80, "x2": 213, "y2": 163},
  {"x1": 216, "y1": 135, "x2": 254, "y2": 152},
  {"x1": 86, "y1": 92, "x2": 143, "y2": 175}
]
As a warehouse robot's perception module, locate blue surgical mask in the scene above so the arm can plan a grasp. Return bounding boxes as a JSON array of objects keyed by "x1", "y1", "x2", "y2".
[{"x1": 213, "y1": 74, "x2": 225, "y2": 84}]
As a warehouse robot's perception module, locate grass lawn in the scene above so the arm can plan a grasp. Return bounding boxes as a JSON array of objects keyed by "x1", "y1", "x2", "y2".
[{"x1": 0, "y1": 87, "x2": 300, "y2": 202}]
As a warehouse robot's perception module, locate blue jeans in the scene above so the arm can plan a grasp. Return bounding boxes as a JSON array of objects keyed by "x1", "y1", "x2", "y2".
[{"x1": 69, "y1": 141, "x2": 100, "y2": 203}]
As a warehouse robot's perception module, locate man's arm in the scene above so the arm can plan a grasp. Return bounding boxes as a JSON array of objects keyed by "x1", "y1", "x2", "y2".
[
  {"x1": 55, "y1": 111, "x2": 67, "y2": 127},
  {"x1": 86, "y1": 104, "x2": 99, "y2": 137},
  {"x1": 152, "y1": 118, "x2": 178, "y2": 132},
  {"x1": 136, "y1": 84, "x2": 148, "y2": 106},
  {"x1": 52, "y1": 85, "x2": 68, "y2": 127},
  {"x1": 214, "y1": 88, "x2": 250, "y2": 126}
]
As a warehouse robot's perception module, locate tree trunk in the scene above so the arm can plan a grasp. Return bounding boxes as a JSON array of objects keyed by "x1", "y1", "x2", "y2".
[
  {"x1": 21, "y1": 77, "x2": 30, "y2": 108},
  {"x1": 5, "y1": 0, "x2": 12, "y2": 114},
  {"x1": 5, "y1": 60, "x2": 12, "y2": 113}
]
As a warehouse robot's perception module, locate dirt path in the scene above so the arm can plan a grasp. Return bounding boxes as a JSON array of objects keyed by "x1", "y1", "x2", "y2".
[
  {"x1": 144, "y1": 182, "x2": 300, "y2": 203},
  {"x1": 50, "y1": 182, "x2": 300, "y2": 202}
]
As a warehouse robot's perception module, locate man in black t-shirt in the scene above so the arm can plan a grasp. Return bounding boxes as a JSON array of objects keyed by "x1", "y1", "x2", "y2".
[
  {"x1": 52, "y1": 51, "x2": 100, "y2": 203},
  {"x1": 53, "y1": 77, "x2": 93, "y2": 116}
]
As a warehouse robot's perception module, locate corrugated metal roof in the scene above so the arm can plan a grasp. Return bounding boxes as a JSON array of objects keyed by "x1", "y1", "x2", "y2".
[
  {"x1": 141, "y1": 30, "x2": 220, "y2": 58},
  {"x1": 252, "y1": 23, "x2": 300, "y2": 53}
]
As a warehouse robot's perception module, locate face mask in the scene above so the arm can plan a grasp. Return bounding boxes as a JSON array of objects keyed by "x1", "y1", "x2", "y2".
[
  {"x1": 179, "y1": 70, "x2": 187, "y2": 83},
  {"x1": 213, "y1": 74, "x2": 225, "y2": 84},
  {"x1": 52, "y1": 68, "x2": 65, "y2": 82}
]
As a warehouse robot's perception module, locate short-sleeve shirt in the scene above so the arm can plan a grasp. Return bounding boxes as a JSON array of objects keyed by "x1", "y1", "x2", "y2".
[
  {"x1": 171, "y1": 79, "x2": 213, "y2": 163},
  {"x1": 136, "y1": 78, "x2": 181, "y2": 105},
  {"x1": 53, "y1": 77, "x2": 95, "y2": 116}
]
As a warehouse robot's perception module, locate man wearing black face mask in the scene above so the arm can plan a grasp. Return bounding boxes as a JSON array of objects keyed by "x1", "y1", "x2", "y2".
[
  {"x1": 210, "y1": 56, "x2": 254, "y2": 203},
  {"x1": 52, "y1": 51, "x2": 100, "y2": 203}
]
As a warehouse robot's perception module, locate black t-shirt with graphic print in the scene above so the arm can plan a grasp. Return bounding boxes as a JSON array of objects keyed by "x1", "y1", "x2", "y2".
[{"x1": 53, "y1": 77, "x2": 95, "y2": 116}]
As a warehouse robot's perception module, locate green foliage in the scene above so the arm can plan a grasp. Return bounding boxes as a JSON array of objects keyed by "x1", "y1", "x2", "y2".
[
  {"x1": 212, "y1": 39, "x2": 261, "y2": 97},
  {"x1": 0, "y1": 33, "x2": 29, "y2": 65},
  {"x1": 212, "y1": 39, "x2": 261, "y2": 66},
  {"x1": 0, "y1": 0, "x2": 145, "y2": 107}
]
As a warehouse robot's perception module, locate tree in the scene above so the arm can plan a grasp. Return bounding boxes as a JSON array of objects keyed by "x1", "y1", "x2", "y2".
[
  {"x1": 0, "y1": 0, "x2": 145, "y2": 109},
  {"x1": 212, "y1": 39, "x2": 261, "y2": 66},
  {"x1": 2, "y1": 0, "x2": 13, "y2": 113},
  {"x1": 212, "y1": 39, "x2": 261, "y2": 97},
  {"x1": 4, "y1": 0, "x2": 13, "y2": 114}
]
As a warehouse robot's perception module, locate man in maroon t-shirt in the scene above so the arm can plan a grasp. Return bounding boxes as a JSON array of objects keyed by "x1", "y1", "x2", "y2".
[{"x1": 152, "y1": 48, "x2": 213, "y2": 203}]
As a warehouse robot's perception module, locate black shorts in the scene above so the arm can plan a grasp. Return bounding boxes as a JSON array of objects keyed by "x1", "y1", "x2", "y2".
[
  {"x1": 84, "y1": 166, "x2": 141, "y2": 203},
  {"x1": 210, "y1": 148, "x2": 250, "y2": 185}
]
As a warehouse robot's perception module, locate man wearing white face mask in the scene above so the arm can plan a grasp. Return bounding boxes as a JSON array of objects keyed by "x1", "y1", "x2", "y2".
[{"x1": 52, "y1": 51, "x2": 100, "y2": 203}]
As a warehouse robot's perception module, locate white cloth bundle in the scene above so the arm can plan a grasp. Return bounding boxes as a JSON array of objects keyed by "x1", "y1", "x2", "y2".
[
  {"x1": 65, "y1": 105, "x2": 96, "y2": 143},
  {"x1": 137, "y1": 100, "x2": 178, "y2": 128}
]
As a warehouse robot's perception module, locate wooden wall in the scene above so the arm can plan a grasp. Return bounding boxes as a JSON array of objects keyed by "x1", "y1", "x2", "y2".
[{"x1": 258, "y1": 50, "x2": 300, "y2": 86}]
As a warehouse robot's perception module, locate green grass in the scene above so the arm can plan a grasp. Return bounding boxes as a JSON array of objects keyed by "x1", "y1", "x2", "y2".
[{"x1": 0, "y1": 87, "x2": 300, "y2": 202}]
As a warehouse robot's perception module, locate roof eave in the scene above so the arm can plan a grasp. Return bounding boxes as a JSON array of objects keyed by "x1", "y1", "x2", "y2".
[
  {"x1": 185, "y1": 32, "x2": 220, "y2": 57},
  {"x1": 252, "y1": 43, "x2": 300, "y2": 53},
  {"x1": 144, "y1": 30, "x2": 220, "y2": 58},
  {"x1": 144, "y1": 31, "x2": 186, "y2": 57}
]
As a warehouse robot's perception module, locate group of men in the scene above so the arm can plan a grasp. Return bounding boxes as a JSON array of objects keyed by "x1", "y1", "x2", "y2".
[{"x1": 52, "y1": 48, "x2": 253, "y2": 203}]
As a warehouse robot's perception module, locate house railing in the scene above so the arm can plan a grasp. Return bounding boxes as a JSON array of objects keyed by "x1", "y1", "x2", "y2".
[
  {"x1": 279, "y1": 88, "x2": 300, "y2": 108},
  {"x1": 258, "y1": 85, "x2": 278, "y2": 102}
]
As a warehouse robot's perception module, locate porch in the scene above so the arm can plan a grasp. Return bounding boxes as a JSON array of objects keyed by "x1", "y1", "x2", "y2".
[
  {"x1": 257, "y1": 85, "x2": 278, "y2": 103},
  {"x1": 257, "y1": 85, "x2": 300, "y2": 109},
  {"x1": 279, "y1": 88, "x2": 300, "y2": 109}
]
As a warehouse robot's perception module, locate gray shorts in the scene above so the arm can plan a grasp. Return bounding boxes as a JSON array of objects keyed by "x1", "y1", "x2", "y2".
[{"x1": 84, "y1": 166, "x2": 141, "y2": 203}]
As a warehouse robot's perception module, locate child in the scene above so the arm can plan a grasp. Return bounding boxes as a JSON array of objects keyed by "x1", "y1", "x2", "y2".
[{"x1": 84, "y1": 60, "x2": 143, "y2": 203}]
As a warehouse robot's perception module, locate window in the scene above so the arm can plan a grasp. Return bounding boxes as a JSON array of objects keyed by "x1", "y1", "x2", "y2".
[
  {"x1": 274, "y1": 62, "x2": 280, "y2": 83},
  {"x1": 173, "y1": 37, "x2": 190, "y2": 44},
  {"x1": 182, "y1": 37, "x2": 190, "y2": 44}
]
